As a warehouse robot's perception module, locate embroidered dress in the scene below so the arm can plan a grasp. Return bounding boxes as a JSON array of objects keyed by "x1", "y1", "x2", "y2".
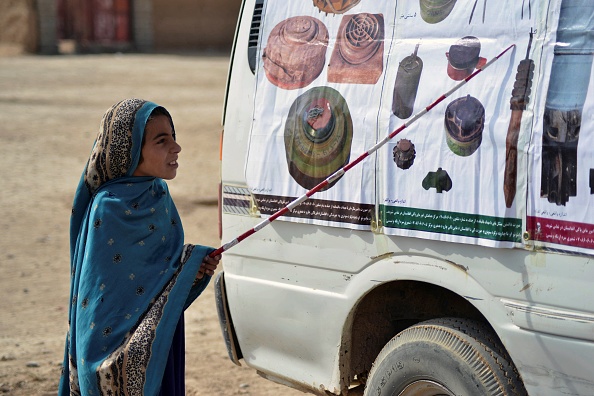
[{"x1": 59, "y1": 99, "x2": 212, "y2": 396}]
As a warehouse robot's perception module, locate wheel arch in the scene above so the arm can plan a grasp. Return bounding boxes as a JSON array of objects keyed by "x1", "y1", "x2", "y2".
[{"x1": 336, "y1": 256, "x2": 515, "y2": 394}]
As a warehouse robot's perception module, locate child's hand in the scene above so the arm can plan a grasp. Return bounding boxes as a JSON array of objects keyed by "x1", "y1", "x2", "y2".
[{"x1": 195, "y1": 254, "x2": 221, "y2": 280}]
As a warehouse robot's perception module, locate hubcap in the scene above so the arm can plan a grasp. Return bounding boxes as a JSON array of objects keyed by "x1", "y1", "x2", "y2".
[{"x1": 398, "y1": 380, "x2": 455, "y2": 396}]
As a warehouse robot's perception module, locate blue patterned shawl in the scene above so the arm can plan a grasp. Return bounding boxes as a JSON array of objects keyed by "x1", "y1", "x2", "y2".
[{"x1": 59, "y1": 99, "x2": 213, "y2": 396}]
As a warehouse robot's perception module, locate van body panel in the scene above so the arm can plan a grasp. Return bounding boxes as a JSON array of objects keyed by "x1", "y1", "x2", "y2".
[{"x1": 220, "y1": 211, "x2": 594, "y2": 394}]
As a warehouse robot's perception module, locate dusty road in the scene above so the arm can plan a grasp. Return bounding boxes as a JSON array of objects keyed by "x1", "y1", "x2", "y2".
[{"x1": 0, "y1": 53, "x2": 303, "y2": 396}]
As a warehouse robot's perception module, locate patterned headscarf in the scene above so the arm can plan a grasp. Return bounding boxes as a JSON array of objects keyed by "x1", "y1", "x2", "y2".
[
  {"x1": 61, "y1": 99, "x2": 212, "y2": 396},
  {"x1": 84, "y1": 98, "x2": 174, "y2": 194}
]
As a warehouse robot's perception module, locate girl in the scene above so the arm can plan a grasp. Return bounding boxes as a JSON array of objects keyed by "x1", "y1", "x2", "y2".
[{"x1": 60, "y1": 98, "x2": 220, "y2": 396}]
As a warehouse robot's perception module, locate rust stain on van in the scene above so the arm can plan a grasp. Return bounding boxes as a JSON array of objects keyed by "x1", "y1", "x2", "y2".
[
  {"x1": 445, "y1": 259, "x2": 468, "y2": 272},
  {"x1": 519, "y1": 283, "x2": 532, "y2": 292},
  {"x1": 370, "y1": 252, "x2": 394, "y2": 261}
]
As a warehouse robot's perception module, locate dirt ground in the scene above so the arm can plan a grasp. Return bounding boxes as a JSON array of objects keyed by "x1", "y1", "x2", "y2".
[{"x1": 0, "y1": 53, "x2": 304, "y2": 396}]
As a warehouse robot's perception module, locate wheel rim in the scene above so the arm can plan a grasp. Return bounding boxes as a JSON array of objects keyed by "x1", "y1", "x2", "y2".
[{"x1": 398, "y1": 380, "x2": 455, "y2": 396}]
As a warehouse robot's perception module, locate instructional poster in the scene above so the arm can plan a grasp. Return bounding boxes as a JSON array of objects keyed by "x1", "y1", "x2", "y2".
[
  {"x1": 526, "y1": 0, "x2": 594, "y2": 254},
  {"x1": 245, "y1": 0, "x2": 594, "y2": 254},
  {"x1": 379, "y1": 0, "x2": 550, "y2": 248},
  {"x1": 245, "y1": 1, "x2": 393, "y2": 229}
]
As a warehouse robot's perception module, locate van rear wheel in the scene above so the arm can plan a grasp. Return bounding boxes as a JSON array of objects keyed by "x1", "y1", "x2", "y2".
[{"x1": 363, "y1": 317, "x2": 527, "y2": 396}]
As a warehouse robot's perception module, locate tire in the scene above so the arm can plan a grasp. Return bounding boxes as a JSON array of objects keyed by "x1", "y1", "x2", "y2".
[{"x1": 363, "y1": 317, "x2": 527, "y2": 396}]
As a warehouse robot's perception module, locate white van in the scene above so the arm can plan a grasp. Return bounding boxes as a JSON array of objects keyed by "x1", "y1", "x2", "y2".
[{"x1": 215, "y1": 0, "x2": 594, "y2": 395}]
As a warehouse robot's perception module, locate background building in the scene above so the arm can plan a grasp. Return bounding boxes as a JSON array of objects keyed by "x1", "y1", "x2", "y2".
[{"x1": 0, "y1": 0, "x2": 242, "y2": 55}]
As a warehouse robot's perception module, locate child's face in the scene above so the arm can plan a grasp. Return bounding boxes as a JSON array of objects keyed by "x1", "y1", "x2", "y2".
[{"x1": 133, "y1": 114, "x2": 181, "y2": 179}]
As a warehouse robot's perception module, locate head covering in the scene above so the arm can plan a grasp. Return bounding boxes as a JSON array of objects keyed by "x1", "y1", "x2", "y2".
[
  {"x1": 70, "y1": 99, "x2": 159, "y2": 252},
  {"x1": 60, "y1": 99, "x2": 212, "y2": 396}
]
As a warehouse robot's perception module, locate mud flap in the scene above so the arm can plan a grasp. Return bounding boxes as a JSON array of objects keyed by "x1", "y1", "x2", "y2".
[{"x1": 214, "y1": 272, "x2": 243, "y2": 365}]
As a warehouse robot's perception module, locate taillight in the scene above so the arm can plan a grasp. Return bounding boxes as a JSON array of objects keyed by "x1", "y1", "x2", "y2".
[{"x1": 218, "y1": 129, "x2": 223, "y2": 239}]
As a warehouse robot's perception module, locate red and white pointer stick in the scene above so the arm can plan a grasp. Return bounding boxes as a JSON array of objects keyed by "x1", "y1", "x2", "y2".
[{"x1": 210, "y1": 44, "x2": 516, "y2": 258}]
